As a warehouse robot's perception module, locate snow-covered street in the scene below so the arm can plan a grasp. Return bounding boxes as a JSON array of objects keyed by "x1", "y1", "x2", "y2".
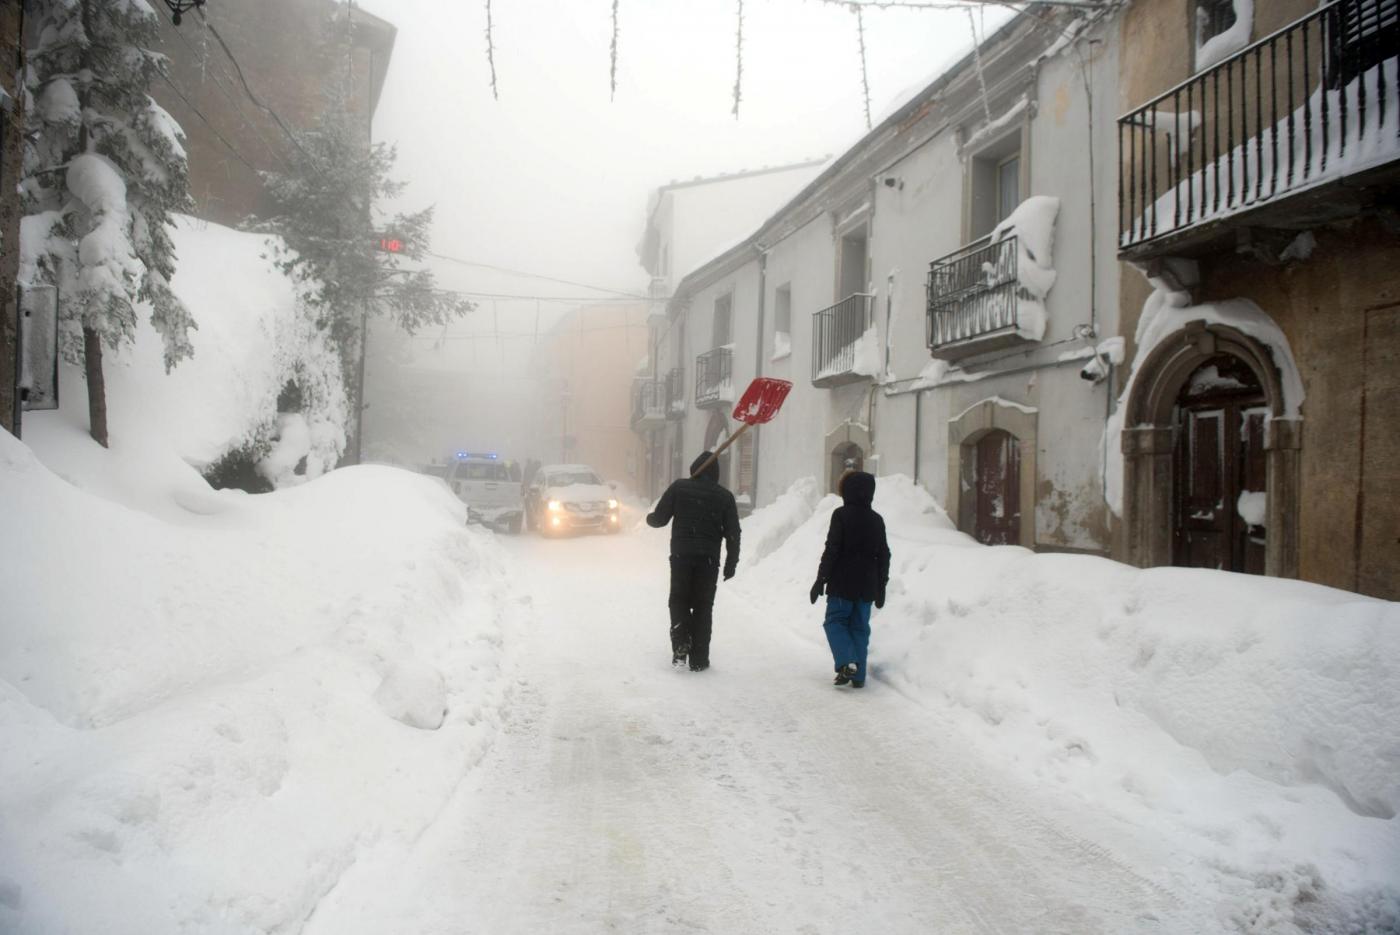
[{"x1": 305, "y1": 527, "x2": 1190, "y2": 935}]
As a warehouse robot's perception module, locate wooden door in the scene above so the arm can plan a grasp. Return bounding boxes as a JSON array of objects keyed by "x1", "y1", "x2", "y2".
[
  {"x1": 974, "y1": 430, "x2": 1020, "y2": 545},
  {"x1": 1172, "y1": 356, "x2": 1267, "y2": 573}
]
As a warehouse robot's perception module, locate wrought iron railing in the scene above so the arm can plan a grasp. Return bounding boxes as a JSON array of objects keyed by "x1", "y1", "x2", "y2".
[
  {"x1": 694, "y1": 347, "x2": 733, "y2": 407},
  {"x1": 811, "y1": 293, "x2": 874, "y2": 384},
  {"x1": 1119, "y1": 0, "x2": 1399, "y2": 251},
  {"x1": 665, "y1": 367, "x2": 686, "y2": 417},
  {"x1": 631, "y1": 377, "x2": 667, "y2": 426},
  {"x1": 926, "y1": 235, "x2": 1019, "y2": 350}
]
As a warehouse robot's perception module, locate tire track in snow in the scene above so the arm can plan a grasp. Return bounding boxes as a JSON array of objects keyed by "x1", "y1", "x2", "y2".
[{"x1": 302, "y1": 530, "x2": 1199, "y2": 934}]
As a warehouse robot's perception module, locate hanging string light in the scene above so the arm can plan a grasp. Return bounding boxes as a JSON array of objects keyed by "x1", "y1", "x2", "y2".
[
  {"x1": 161, "y1": 0, "x2": 205, "y2": 26},
  {"x1": 731, "y1": 0, "x2": 745, "y2": 118},
  {"x1": 485, "y1": 0, "x2": 499, "y2": 100},
  {"x1": 853, "y1": 3, "x2": 872, "y2": 130},
  {"x1": 610, "y1": 0, "x2": 621, "y2": 101}
]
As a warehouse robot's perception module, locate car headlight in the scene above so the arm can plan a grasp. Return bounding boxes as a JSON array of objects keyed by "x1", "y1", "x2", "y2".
[
  {"x1": 547, "y1": 500, "x2": 562, "y2": 512},
  {"x1": 607, "y1": 498, "x2": 618, "y2": 510}
]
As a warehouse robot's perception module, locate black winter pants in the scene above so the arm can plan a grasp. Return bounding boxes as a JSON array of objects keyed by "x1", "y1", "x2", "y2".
[{"x1": 668, "y1": 554, "x2": 719, "y2": 669}]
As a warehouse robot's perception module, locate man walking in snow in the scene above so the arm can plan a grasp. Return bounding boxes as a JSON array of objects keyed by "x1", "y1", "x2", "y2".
[
  {"x1": 809, "y1": 471, "x2": 890, "y2": 688},
  {"x1": 646, "y1": 451, "x2": 741, "y2": 672}
]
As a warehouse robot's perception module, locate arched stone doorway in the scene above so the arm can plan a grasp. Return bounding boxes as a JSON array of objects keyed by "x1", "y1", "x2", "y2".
[
  {"x1": 830, "y1": 441, "x2": 864, "y2": 493},
  {"x1": 824, "y1": 422, "x2": 872, "y2": 493},
  {"x1": 1121, "y1": 320, "x2": 1300, "y2": 578},
  {"x1": 947, "y1": 398, "x2": 1037, "y2": 547}
]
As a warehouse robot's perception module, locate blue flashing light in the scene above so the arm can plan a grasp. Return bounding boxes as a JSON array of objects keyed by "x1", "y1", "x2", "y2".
[{"x1": 453, "y1": 450, "x2": 501, "y2": 460}]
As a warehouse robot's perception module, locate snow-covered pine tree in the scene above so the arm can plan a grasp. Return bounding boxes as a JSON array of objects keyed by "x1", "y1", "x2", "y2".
[
  {"x1": 261, "y1": 81, "x2": 472, "y2": 464},
  {"x1": 21, "y1": 0, "x2": 195, "y2": 447}
]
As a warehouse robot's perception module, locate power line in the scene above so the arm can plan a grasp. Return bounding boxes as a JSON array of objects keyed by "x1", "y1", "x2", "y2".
[
  {"x1": 157, "y1": 72, "x2": 262, "y2": 174},
  {"x1": 425, "y1": 251, "x2": 650, "y2": 300},
  {"x1": 194, "y1": 9, "x2": 318, "y2": 164}
]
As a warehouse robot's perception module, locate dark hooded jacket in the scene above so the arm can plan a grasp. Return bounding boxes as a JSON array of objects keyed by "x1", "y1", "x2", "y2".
[
  {"x1": 647, "y1": 452, "x2": 742, "y2": 573},
  {"x1": 816, "y1": 471, "x2": 891, "y2": 603}
]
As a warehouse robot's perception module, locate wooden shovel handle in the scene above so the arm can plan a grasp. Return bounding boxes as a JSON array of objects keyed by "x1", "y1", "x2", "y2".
[{"x1": 689, "y1": 421, "x2": 753, "y2": 479}]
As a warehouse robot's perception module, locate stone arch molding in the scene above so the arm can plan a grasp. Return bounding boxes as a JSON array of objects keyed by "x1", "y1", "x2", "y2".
[
  {"x1": 1120, "y1": 319, "x2": 1301, "y2": 577},
  {"x1": 824, "y1": 421, "x2": 871, "y2": 492},
  {"x1": 946, "y1": 397, "x2": 1038, "y2": 548}
]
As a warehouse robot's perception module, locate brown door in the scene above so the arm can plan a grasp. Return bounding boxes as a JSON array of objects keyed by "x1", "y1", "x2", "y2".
[
  {"x1": 974, "y1": 430, "x2": 1020, "y2": 545},
  {"x1": 1172, "y1": 356, "x2": 1267, "y2": 573}
]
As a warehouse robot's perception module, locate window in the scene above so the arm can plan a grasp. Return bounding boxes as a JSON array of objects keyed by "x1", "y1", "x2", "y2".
[
  {"x1": 772, "y1": 283, "x2": 792, "y2": 360},
  {"x1": 713, "y1": 293, "x2": 733, "y2": 347},
  {"x1": 964, "y1": 129, "x2": 1024, "y2": 241},
  {"x1": 1195, "y1": 0, "x2": 1237, "y2": 47},
  {"x1": 996, "y1": 154, "x2": 1020, "y2": 225},
  {"x1": 838, "y1": 229, "x2": 867, "y2": 300}
]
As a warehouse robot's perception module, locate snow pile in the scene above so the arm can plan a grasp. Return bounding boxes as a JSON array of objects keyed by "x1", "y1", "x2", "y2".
[
  {"x1": 736, "y1": 476, "x2": 1400, "y2": 930},
  {"x1": 848, "y1": 325, "x2": 882, "y2": 378},
  {"x1": 771, "y1": 330, "x2": 792, "y2": 361},
  {"x1": 989, "y1": 195, "x2": 1059, "y2": 343},
  {"x1": 737, "y1": 475, "x2": 822, "y2": 570},
  {"x1": 0, "y1": 429, "x2": 530, "y2": 934},
  {"x1": 1195, "y1": 0, "x2": 1252, "y2": 72},
  {"x1": 30, "y1": 214, "x2": 347, "y2": 492}
]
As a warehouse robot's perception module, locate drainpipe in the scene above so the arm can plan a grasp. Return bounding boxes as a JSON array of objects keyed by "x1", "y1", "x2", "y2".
[
  {"x1": 913, "y1": 389, "x2": 922, "y2": 485},
  {"x1": 752, "y1": 249, "x2": 767, "y2": 507}
]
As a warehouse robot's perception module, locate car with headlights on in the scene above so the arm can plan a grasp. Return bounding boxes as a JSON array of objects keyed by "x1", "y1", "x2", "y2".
[{"x1": 525, "y1": 463, "x2": 621, "y2": 535}]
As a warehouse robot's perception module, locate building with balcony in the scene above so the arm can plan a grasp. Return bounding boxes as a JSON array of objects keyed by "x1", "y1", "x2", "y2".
[
  {"x1": 1113, "y1": 0, "x2": 1400, "y2": 599},
  {"x1": 654, "y1": 3, "x2": 1124, "y2": 541},
  {"x1": 634, "y1": 162, "x2": 826, "y2": 499}
]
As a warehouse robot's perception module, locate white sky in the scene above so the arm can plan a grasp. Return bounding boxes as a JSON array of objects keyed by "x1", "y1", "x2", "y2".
[{"x1": 355, "y1": 0, "x2": 1014, "y2": 317}]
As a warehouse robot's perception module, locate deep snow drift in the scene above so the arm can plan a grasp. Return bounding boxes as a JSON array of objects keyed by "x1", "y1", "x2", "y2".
[
  {"x1": 0, "y1": 428, "x2": 531, "y2": 934},
  {"x1": 735, "y1": 475, "x2": 1400, "y2": 931}
]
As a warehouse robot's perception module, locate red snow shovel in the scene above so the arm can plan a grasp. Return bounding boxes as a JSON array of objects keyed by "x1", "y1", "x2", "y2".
[{"x1": 690, "y1": 377, "x2": 793, "y2": 479}]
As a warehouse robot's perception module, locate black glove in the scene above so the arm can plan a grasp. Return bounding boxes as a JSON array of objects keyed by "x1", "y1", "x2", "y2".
[
  {"x1": 875, "y1": 587, "x2": 886, "y2": 610},
  {"x1": 723, "y1": 562, "x2": 736, "y2": 581},
  {"x1": 809, "y1": 580, "x2": 824, "y2": 605}
]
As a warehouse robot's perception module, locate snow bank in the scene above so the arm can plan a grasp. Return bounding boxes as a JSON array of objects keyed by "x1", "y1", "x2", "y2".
[
  {"x1": 28, "y1": 214, "x2": 347, "y2": 496},
  {"x1": 0, "y1": 428, "x2": 530, "y2": 934},
  {"x1": 736, "y1": 476, "x2": 1400, "y2": 930}
]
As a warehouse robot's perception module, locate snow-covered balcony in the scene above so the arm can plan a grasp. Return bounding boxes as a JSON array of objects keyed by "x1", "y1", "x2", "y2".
[
  {"x1": 926, "y1": 234, "x2": 1038, "y2": 360},
  {"x1": 630, "y1": 377, "x2": 668, "y2": 429},
  {"x1": 1118, "y1": 0, "x2": 1400, "y2": 259},
  {"x1": 811, "y1": 293, "x2": 875, "y2": 388},
  {"x1": 694, "y1": 346, "x2": 733, "y2": 409}
]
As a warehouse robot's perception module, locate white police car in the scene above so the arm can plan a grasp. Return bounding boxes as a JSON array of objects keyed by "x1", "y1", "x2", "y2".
[{"x1": 444, "y1": 452, "x2": 525, "y2": 534}]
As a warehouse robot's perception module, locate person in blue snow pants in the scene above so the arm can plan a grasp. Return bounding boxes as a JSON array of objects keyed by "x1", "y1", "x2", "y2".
[{"x1": 809, "y1": 471, "x2": 891, "y2": 689}]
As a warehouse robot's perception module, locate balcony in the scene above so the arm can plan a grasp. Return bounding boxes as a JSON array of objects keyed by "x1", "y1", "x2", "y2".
[
  {"x1": 694, "y1": 346, "x2": 733, "y2": 409},
  {"x1": 811, "y1": 294, "x2": 875, "y2": 388},
  {"x1": 1118, "y1": 0, "x2": 1400, "y2": 260},
  {"x1": 665, "y1": 367, "x2": 686, "y2": 418},
  {"x1": 631, "y1": 377, "x2": 668, "y2": 430},
  {"x1": 926, "y1": 235, "x2": 1037, "y2": 360}
]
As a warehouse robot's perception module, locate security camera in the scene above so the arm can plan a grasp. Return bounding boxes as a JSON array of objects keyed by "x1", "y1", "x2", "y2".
[
  {"x1": 881, "y1": 176, "x2": 904, "y2": 190},
  {"x1": 1080, "y1": 356, "x2": 1108, "y2": 383}
]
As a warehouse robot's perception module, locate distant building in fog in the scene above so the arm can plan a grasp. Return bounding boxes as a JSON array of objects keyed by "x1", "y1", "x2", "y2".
[
  {"x1": 633, "y1": 159, "x2": 829, "y2": 499},
  {"x1": 530, "y1": 303, "x2": 650, "y2": 493},
  {"x1": 151, "y1": 0, "x2": 395, "y2": 227}
]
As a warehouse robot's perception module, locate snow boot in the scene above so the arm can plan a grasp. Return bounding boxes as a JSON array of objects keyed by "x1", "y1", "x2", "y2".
[
  {"x1": 672, "y1": 651, "x2": 688, "y2": 669},
  {"x1": 850, "y1": 679, "x2": 865, "y2": 689},
  {"x1": 833, "y1": 662, "x2": 858, "y2": 686},
  {"x1": 689, "y1": 662, "x2": 709, "y2": 672}
]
